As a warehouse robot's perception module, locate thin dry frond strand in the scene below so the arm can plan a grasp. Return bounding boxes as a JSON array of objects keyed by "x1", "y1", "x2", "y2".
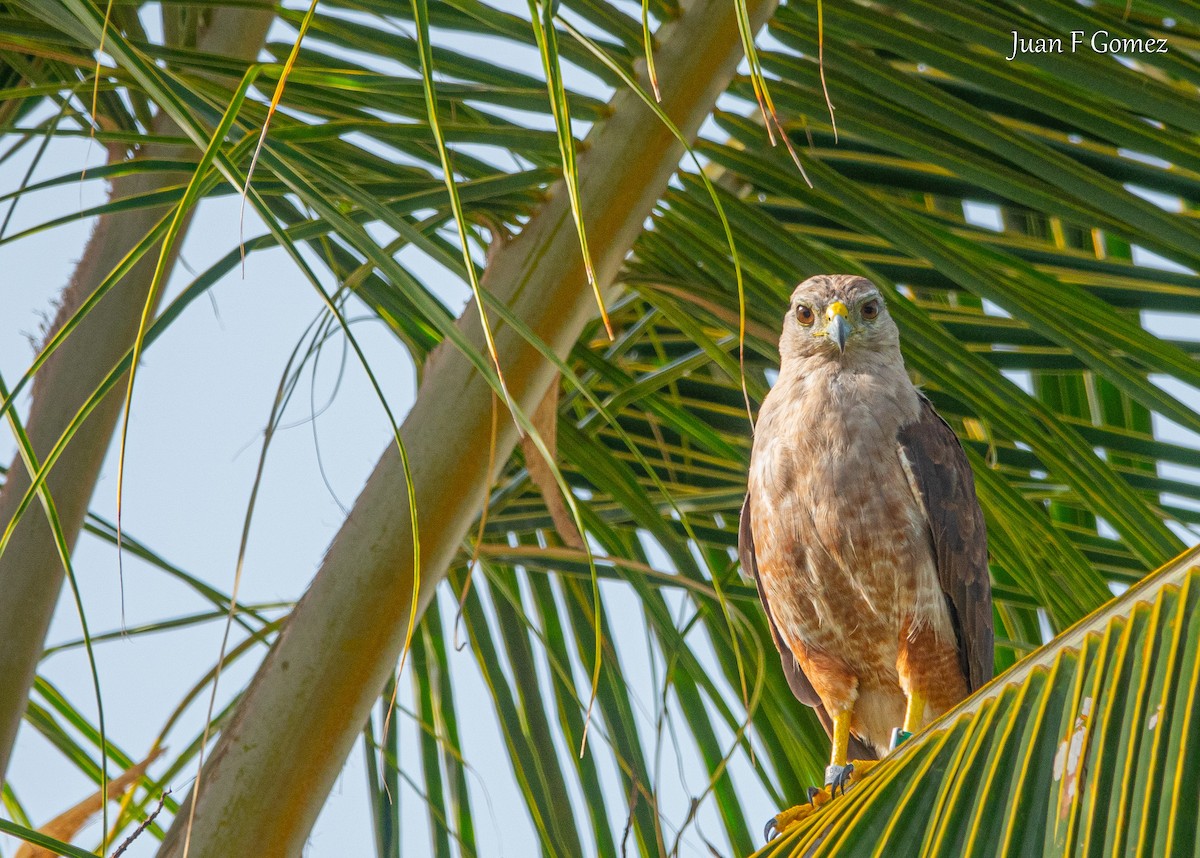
[
  {"x1": 493, "y1": 362, "x2": 605, "y2": 756},
  {"x1": 731, "y1": 0, "x2": 811, "y2": 184},
  {"x1": 114, "y1": 69, "x2": 262, "y2": 636},
  {"x1": 111, "y1": 788, "x2": 170, "y2": 858},
  {"x1": 377, "y1": 675, "x2": 404, "y2": 802},
  {"x1": 560, "y1": 20, "x2": 756, "y2": 427},
  {"x1": 410, "y1": 0, "x2": 519, "y2": 426},
  {"x1": 532, "y1": 0, "x2": 612, "y2": 339},
  {"x1": 733, "y1": 0, "x2": 774, "y2": 144},
  {"x1": 817, "y1": 0, "x2": 837, "y2": 141},
  {"x1": 86, "y1": 0, "x2": 117, "y2": 179},
  {"x1": 239, "y1": 0, "x2": 319, "y2": 269},
  {"x1": 181, "y1": 365, "x2": 286, "y2": 858},
  {"x1": 642, "y1": 0, "x2": 661, "y2": 102}
]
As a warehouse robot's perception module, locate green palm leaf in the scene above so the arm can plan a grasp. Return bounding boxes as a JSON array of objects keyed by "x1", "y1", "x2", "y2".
[{"x1": 750, "y1": 545, "x2": 1200, "y2": 858}]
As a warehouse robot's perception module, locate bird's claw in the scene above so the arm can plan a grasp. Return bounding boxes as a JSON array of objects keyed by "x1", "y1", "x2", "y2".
[
  {"x1": 763, "y1": 788, "x2": 832, "y2": 841},
  {"x1": 763, "y1": 761, "x2": 882, "y2": 842},
  {"x1": 825, "y1": 763, "x2": 855, "y2": 796},
  {"x1": 763, "y1": 817, "x2": 778, "y2": 842}
]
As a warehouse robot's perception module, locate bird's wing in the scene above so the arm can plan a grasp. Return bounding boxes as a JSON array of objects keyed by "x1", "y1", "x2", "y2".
[
  {"x1": 896, "y1": 395, "x2": 994, "y2": 692},
  {"x1": 739, "y1": 494, "x2": 820, "y2": 707},
  {"x1": 739, "y1": 493, "x2": 879, "y2": 760}
]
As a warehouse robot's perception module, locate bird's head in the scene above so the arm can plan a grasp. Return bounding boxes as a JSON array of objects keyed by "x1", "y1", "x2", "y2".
[{"x1": 778, "y1": 274, "x2": 900, "y2": 368}]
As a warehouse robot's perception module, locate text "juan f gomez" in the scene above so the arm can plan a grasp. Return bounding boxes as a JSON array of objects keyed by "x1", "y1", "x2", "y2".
[{"x1": 1007, "y1": 30, "x2": 1169, "y2": 61}]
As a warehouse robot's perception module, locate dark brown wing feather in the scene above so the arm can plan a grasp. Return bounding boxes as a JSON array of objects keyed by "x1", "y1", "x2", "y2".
[
  {"x1": 739, "y1": 494, "x2": 878, "y2": 760},
  {"x1": 896, "y1": 396, "x2": 994, "y2": 692}
]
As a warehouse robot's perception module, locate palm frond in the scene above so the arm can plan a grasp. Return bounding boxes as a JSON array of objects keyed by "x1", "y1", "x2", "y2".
[{"x1": 751, "y1": 545, "x2": 1200, "y2": 858}]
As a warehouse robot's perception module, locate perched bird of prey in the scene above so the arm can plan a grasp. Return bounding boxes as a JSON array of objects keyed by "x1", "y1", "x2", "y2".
[{"x1": 740, "y1": 275, "x2": 992, "y2": 836}]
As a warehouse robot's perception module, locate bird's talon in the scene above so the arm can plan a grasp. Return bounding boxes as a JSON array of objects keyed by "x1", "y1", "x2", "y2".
[
  {"x1": 764, "y1": 792, "x2": 830, "y2": 842},
  {"x1": 825, "y1": 763, "x2": 854, "y2": 795},
  {"x1": 763, "y1": 760, "x2": 883, "y2": 841}
]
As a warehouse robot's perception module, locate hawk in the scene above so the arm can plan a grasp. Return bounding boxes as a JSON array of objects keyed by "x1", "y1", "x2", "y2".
[{"x1": 740, "y1": 275, "x2": 992, "y2": 836}]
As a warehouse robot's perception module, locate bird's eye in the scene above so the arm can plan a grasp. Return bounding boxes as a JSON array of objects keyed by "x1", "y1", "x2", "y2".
[
  {"x1": 861, "y1": 300, "x2": 880, "y2": 320},
  {"x1": 796, "y1": 305, "x2": 815, "y2": 326}
]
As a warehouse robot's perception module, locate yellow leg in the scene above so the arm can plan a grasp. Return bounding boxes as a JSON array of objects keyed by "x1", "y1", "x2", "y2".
[
  {"x1": 828, "y1": 707, "x2": 876, "y2": 793},
  {"x1": 902, "y1": 689, "x2": 927, "y2": 734},
  {"x1": 831, "y1": 708, "x2": 851, "y2": 768}
]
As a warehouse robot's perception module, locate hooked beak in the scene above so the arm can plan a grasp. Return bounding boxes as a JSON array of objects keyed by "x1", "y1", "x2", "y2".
[{"x1": 827, "y1": 301, "x2": 850, "y2": 354}]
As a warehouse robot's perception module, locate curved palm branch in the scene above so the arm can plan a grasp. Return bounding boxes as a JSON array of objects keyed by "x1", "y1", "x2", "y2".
[{"x1": 750, "y1": 544, "x2": 1200, "y2": 858}]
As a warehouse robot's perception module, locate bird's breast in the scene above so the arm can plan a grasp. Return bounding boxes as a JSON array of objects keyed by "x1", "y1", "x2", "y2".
[{"x1": 749, "y1": 368, "x2": 948, "y2": 676}]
